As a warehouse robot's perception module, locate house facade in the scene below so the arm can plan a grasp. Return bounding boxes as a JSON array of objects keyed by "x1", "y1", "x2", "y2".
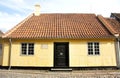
[
  {"x1": 1, "y1": 5, "x2": 120, "y2": 68},
  {"x1": 1, "y1": 39, "x2": 117, "y2": 68}
]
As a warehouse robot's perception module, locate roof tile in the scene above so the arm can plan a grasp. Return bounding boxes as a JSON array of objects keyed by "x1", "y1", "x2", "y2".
[
  {"x1": 106, "y1": 18, "x2": 120, "y2": 35},
  {"x1": 3, "y1": 13, "x2": 114, "y2": 39}
]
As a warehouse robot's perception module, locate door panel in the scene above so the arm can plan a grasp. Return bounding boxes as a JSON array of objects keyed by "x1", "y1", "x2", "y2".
[{"x1": 54, "y1": 43, "x2": 69, "y2": 67}]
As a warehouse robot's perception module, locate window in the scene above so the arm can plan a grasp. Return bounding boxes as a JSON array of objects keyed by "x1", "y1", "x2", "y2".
[
  {"x1": 21, "y1": 43, "x2": 34, "y2": 55},
  {"x1": 88, "y1": 42, "x2": 100, "y2": 55},
  {"x1": 0, "y1": 44, "x2": 2, "y2": 55}
]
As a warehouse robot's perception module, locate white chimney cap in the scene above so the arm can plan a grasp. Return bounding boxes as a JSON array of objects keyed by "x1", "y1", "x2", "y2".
[{"x1": 34, "y1": 4, "x2": 40, "y2": 16}]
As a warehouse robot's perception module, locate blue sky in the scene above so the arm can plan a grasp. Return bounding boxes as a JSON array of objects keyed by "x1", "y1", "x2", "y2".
[{"x1": 0, "y1": 0, "x2": 120, "y2": 32}]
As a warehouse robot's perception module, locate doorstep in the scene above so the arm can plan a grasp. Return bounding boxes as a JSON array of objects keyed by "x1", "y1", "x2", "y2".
[{"x1": 50, "y1": 68, "x2": 72, "y2": 71}]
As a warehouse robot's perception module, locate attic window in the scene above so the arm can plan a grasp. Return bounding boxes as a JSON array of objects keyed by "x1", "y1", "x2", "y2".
[{"x1": 21, "y1": 43, "x2": 34, "y2": 55}]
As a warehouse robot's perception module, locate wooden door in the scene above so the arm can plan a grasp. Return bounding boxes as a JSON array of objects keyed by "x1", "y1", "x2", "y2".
[{"x1": 54, "y1": 42, "x2": 69, "y2": 67}]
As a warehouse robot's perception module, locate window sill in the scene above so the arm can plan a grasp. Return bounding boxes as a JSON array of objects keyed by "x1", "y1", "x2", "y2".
[
  {"x1": 87, "y1": 54, "x2": 100, "y2": 56},
  {"x1": 20, "y1": 54, "x2": 34, "y2": 56}
]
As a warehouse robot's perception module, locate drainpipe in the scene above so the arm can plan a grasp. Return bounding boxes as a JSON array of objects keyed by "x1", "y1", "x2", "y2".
[
  {"x1": 114, "y1": 34, "x2": 120, "y2": 68},
  {"x1": 8, "y1": 39, "x2": 12, "y2": 70},
  {"x1": 116, "y1": 38, "x2": 120, "y2": 68}
]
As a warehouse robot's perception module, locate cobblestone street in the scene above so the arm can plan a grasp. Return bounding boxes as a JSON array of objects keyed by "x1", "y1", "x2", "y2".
[{"x1": 0, "y1": 69, "x2": 120, "y2": 78}]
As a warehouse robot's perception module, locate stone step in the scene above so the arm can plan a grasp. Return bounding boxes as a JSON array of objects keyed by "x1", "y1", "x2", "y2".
[{"x1": 50, "y1": 68, "x2": 72, "y2": 71}]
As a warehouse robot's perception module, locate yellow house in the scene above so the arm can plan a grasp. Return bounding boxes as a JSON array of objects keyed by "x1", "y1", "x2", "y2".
[{"x1": 1, "y1": 5, "x2": 119, "y2": 69}]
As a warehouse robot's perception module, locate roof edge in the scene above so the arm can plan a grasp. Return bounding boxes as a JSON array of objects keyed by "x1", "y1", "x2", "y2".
[
  {"x1": 3, "y1": 37, "x2": 115, "y2": 40},
  {"x1": 97, "y1": 15, "x2": 118, "y2": 37},
  {"x1": 2, "y1": 14, "x2": 34, "y2": 38}
]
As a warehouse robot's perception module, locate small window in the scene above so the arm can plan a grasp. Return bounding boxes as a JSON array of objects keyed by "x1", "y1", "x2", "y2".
[
  {"x1": 88, "y1": 42, "x2": 100, "y2": 55},
  {"x1": 21, "y1": 43, "x2": 34, "y2": 55},
  {"x1": 0, "y1": 44, "x2": 2, "y2": 55}
]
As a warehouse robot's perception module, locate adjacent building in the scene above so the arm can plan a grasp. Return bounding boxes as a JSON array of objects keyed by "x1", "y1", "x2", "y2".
[{"x1": 106, "y1": 13, "x2": 120, "y2": 67}]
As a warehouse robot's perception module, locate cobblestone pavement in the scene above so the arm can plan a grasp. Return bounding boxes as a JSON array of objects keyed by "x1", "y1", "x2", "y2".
[{"x1": 0, "y1": 69, "x2": 120, "y2": 78}]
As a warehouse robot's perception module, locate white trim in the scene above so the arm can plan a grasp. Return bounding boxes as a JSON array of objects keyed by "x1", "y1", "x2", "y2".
[{"x1": 26, "y1": 43, "x2": 29, "y2": 55}]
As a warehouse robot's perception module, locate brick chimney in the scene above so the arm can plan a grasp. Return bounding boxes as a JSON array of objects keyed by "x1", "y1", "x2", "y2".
[{"x1": 34, "y1": 4, "x2": 40, "y2": 16}]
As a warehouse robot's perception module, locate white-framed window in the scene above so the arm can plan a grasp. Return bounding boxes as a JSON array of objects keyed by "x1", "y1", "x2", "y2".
[
  {"x1": 21, "y1": 43, "x2": 34, "y2": 55},
  {"x1": 0, "y1": 44, "x2": 2, "y2": 55},
  {"x1": 88, "y1": 42, "x2": 100, "y2": 55}
]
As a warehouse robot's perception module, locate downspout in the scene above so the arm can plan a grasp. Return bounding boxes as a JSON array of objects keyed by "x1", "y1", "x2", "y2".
[
  {"x1": 114, "y1": 34, "x2": 120, "y2": 68},
  {"x1": 8, "y1": 39, "x2": 12, "y2": 70},
  {"x1": 116, "y1": 38, "x2": 120, "y2": 68}
]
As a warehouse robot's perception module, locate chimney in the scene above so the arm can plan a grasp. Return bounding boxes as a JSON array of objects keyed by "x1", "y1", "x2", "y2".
[{"x1": 34, "y1": 4, "x2": 40, "y2": 16}]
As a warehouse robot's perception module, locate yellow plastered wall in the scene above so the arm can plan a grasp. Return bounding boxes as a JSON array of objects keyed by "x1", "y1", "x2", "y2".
[
  {"x1": 10, "y1": 40, "x2": 53, "y2": 67},
  {"x1": 2, "y1": 39, "x2": 117, "y2": 67},
  {"x1": 2, "y1": 41, "x2": 9, "y2": 66},
  {"x1": 69, "y1": 40, "x2": 116, "y2": 67}
]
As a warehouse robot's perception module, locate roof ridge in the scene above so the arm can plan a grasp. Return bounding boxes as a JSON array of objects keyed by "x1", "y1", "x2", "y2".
[
  {"x1": 35, "y1": 13, "x2": 96, "y2": 15},
  {"x1": 97, "y1": 15, "x2": 118, "y2": 36},
  {"x1": 3, "y1": 14, "x2": 34, "y2": 38}
]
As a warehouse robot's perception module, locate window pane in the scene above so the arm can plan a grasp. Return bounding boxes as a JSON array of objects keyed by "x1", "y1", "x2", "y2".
[
  {"x1": 88, "y1": 51, "x2": 93, "y2": 55},
  {"x1": 22, "y1": 50, "x2": 27, "y2": 54},
  {"x1": 95, "y1": 51, "x2": 99, "y2": 55}
]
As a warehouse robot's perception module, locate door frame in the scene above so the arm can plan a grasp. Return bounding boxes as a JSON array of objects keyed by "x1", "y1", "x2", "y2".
[{"x1": 54, "y1": 42, "x2": 69, "y2": 68}]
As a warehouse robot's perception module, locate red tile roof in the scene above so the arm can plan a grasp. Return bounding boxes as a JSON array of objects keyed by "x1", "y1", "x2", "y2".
[
  {"x1": 3, "y1": 13, "x2": 114, "y2": 39},
  {"x1": 106, "y1": 18, "x2": 120, "y2": 35},
  {"x1": 97, "y1": 15, "x2": 118, "y2": 35}
]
